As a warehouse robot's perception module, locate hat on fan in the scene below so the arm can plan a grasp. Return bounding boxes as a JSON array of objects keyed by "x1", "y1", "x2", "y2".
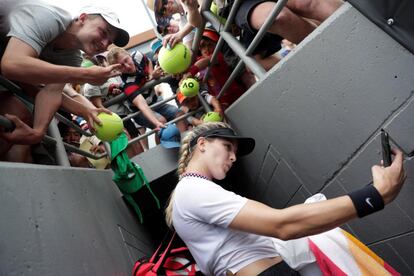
[
  {"x1": 79, "y1": 5, "x2": 130, "y2": 47},
  {"x1": 159, "y1": 124, "x2": 181, "y2": 149}
]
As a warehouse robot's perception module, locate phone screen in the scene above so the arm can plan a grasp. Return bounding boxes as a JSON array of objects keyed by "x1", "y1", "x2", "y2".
[{"x1": 381, "y1": 129, "x2": 392, "y2": 167}]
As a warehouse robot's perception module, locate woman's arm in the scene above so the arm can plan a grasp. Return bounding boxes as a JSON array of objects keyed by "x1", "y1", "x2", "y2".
[{"x1": 230, "y1": 150, "x2": 405, "y2": 240}]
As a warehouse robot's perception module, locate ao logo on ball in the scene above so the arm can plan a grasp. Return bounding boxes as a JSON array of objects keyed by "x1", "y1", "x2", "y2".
[{"x1": 180, "y1": 78, "x2": 199, "y2": 97}]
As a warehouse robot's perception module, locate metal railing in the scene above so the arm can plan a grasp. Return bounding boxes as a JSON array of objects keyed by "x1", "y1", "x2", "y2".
[
  {"x1": 0, "y1": 76, "x2": 204, "y2": 164},
  {"x1": 196, "y1": 0, "x2": 288, "y2": 100},
  {"x1": 1, "y1": 0, "x2": 289, "y2": 167}
]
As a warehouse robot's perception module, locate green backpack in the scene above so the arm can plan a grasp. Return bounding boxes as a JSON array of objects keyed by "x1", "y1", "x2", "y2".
[{"x1": 110, "y1": 133, "x2": 160, "y2": 223}]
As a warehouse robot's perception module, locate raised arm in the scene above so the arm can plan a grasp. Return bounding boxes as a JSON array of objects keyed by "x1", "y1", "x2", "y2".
[
  {"x1": 230, "y1": 150, "x2": 406, "y2": 240},
  {"x1": 180, "y1": 0, "x2": 203, "y2": 29}
]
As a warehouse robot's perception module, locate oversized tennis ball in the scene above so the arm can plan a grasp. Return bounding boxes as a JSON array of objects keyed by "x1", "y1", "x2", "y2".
[
  {"x1": 202, "y1": 111, "x2": 222, "y2": 122},
  {"x1": 94, "y1": 113, "x2": 124, "y2": 142},
  {"x1": 180, "y1": 78, "x2": 199, "y2": 97},
  {"x1": 158, "y1": 43, "x2": 192, "y2": 74}
]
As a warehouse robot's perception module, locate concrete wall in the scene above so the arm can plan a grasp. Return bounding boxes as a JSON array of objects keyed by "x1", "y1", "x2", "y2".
[
  {"x1": 227, "y1": 3, "x2": 414, "y2": 274},
  {"x1": 0, "y1": 162, "x2": 156, "y2": 276}
]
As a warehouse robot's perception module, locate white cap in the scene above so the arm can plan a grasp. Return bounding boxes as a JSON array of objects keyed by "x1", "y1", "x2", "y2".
[{"x1": 79, "y1": 5, "x2": 130, "y2": 47}]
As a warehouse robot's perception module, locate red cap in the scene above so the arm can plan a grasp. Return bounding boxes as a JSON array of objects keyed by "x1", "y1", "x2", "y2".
[{"x1": 202, "y1": 29, "x2": 219, "y2": 42}]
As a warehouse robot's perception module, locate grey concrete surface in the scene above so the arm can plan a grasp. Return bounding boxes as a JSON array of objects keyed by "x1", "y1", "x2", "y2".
[{"x1": 0, "y1": 163, "x2": 154, "y2": 276}]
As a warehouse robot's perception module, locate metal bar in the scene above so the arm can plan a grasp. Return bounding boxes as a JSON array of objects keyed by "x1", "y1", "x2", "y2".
[
  {"x1": 44, "y1": 135, "x2": 107, "y2": 160},
  {"x1": 203, "y1": 12, "x2": 266, "y2": 78},
  {"x1": 0, "y1": 75, "x2": 25, "y2": 96},
  {"x1": 198, "y1": 92, "x2": 212, "y2": 112},
  {"x1": 127, "y1": 107, "x2": 204, "y2": 146},
  {"x1": 139, "y1": 0, "x2": 163, "y2": 39},
  {"x1": 0, "y1": 115, "x2": 15, "y2": 132},
  {"x1": 43, "y1": 106, "x2": 204, "y2": 160},
  {"x1": 220, "y1": 31, "x2": 266, "y2": 77},
  {"x1": 103, "y1": 142, "x2": 111, "y2": 160},
  {"x1": 122, "y1": 95, "x2": 177, "y2": 122},
  {"x1": 103, "y1": 75, "x2": 173, "y2": 108},
  {"x1": 201, "y1": 0, "x2": 243, "y2": 82},
  {"x1": 209, "y1": 0, "x2": 289, "y2": 99},
  {"x1": 217, "y1": 60, "x2": 244, "y2": 100},
  {"x1": 68, "y1": 143, "x2": 107, "y2": 159},
  {"x1": 48, "y1": 118, "x2": 70, "y2": 167},
  {"x1": 244, "y1": 0, "x2": 288, "y2": 56},
  {"x1": 54, "y1": 112, "x2": 93, "y2": 137}
]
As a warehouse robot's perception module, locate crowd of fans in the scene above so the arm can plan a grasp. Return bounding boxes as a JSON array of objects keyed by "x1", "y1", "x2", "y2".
[{"x1": 0, "y1": 0, "x2": 343, "y2": 166}]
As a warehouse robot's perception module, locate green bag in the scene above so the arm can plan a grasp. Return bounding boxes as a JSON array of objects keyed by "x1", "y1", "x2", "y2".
[{"x1": 110, "y1": 133, "x2": 160, "y2": 223}]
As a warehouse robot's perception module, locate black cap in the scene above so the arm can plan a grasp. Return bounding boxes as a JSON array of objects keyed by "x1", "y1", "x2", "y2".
[{"x1": 189, "y1": 127, "x2": 255, "y2": 156}]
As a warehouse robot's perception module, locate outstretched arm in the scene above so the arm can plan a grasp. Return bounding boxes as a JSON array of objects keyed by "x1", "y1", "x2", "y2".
[
  {"x1": 230, "y1": 150, "x2": 406, "y2": 240},
  {"x1": 131, "y1": 94, "x2": 165, "y2": 131},
  {"x1": 1, "y1": 38, "x2": 121, "y2": 86}
]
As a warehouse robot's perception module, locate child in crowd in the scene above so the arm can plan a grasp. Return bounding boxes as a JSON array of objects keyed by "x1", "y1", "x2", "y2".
[
  {"x1": 107, "y1": 47, "x2": 180, "y2": 135},
  {"x1": 176, "y1": 82, "x2": 223, "y2": 128},
  {"x1": 58, "y1": 122, "x2": 108, "y2": 169},
  {"x1": 147, "y1": 0, "x2": 202, "y2": 49},
  {"x1": 185, "y1": 28, "x2": 246, "y2": 110}
]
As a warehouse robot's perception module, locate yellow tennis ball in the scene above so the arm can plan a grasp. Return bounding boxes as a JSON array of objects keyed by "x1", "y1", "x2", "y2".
[
  {"x1": 158, "y1": 43, "x2": 192, "y2": 74},
  {"x1": 94, "y1": 113, "x2": 124, "y2": 142},
  {"x1": 202, "y1": 111, "x2": 223, "y2": 122},
  {"x1": 180, "y1": 78, "x2": 199, "y2": 97}
]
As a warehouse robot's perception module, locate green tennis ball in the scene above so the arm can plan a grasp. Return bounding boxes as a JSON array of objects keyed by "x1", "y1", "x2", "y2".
[
  {"x1": 202, "y1": 111, "x2": 222, "y2": 122},
  {"x1": 180, "y1": 78, "x2": 199, "y2": 97},
  {"x1": 158, "y1": 43, "x2": 192, "y2": 74},
  {"x1": 94, "y1": 113, "x2": 124, "y2": 142}
]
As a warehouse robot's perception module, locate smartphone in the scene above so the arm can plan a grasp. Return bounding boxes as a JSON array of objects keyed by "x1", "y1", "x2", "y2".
[{"x1": 381, "y1": 129, "x2": 392, "y2": 167}]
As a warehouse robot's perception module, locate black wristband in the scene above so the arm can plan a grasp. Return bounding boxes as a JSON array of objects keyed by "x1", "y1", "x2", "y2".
[{"x1": 348, "y1": 185, "x2": 384, "y2": 218}]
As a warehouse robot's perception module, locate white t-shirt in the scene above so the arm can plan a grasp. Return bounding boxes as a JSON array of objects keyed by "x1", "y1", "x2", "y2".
[{"x1": 172, "y1": 176, "x2": 280, "y2": 276}]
